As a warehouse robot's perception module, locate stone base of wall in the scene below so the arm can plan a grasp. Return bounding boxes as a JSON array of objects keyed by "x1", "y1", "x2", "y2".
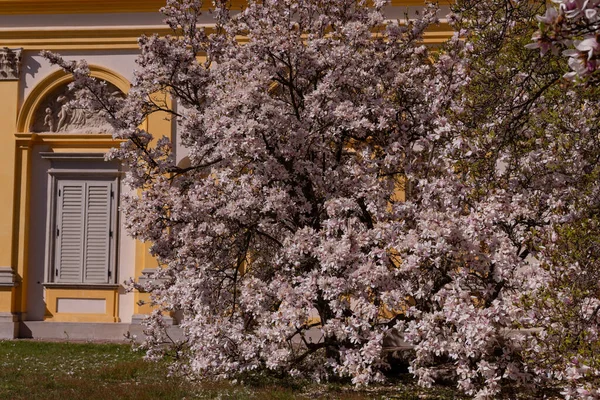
[
  {"x1": 127, "y1": 322, "x2": 184, "y2": 342},
  {"x1": 19, "y1": 321, "x2": 130, "y2": 341},
  {"x1": 0, "y1": 312, "x2": 19, "y2": 339},
  {"x1": 17, "y1": 321, "x2": 184, "y2": 342}
]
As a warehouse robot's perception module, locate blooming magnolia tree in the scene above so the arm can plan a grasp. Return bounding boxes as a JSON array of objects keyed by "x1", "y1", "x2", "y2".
[
  {"x1": 47, "y1": 0, "x2": 463, "y2": 385},
  {"x1": 44, "y1": 0, "x2": 600, "y2": 398}
]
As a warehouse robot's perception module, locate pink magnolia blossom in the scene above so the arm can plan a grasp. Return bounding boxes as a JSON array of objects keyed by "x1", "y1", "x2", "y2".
[{"x1": 529, "y1": 0, "x2": 600, "y2": 81}]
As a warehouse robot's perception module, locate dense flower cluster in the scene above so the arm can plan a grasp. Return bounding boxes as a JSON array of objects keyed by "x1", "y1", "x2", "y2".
[
  {"x1": 45, "y1": 0, "x2": 600, "y2": 398},
  {"x1": 527, "y1": 0, "x2": 600, "y2": 82}
]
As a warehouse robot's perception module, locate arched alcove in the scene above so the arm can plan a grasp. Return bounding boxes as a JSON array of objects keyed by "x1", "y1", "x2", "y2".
[
  {"x1": 17, "y1": 65, "x2": 130, "y2": 133},
  {"x1": 17, "y1": 65, "x2": 132, "y2": 323}
]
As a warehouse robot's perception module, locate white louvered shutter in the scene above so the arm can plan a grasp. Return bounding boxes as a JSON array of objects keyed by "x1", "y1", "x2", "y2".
[
  {"x1": 54, "y1": 179, "x2": 115, "y2": 283},
  {"x1": 55, "y1": 181, "x2": 85, "y2": 283},
  {"x1": 83, "y1": 181, "x2": 113, "y2": 283}
]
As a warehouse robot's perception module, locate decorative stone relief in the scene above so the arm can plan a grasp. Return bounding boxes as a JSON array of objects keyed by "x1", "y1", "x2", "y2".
[
  {"x1": 31, "y1": 81, "x2": 123, "y2": 134},
  {"x1": 0, "y1": 48, "x2": 22, "y2": 81}
]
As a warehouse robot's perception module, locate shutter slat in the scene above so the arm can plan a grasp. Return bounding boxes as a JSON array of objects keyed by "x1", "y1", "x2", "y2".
[
  {"x1": 56, "y1": 183, "x2": 84, "y2": 283},
  {"x1": 83, "y1": 182, "x2": 112, "y2": 283}
]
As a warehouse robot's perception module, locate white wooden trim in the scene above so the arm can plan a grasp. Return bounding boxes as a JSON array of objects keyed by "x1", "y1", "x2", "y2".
[{"x1": 44, "y1": 165, "x2": 120, "y2": 285}]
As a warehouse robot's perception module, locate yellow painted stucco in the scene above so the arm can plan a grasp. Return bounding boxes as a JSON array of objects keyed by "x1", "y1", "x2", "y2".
[
  {"x1": 14, "y1": 139, "x2": 32, "y2": 316},
  {"x1": 0, "y1": 77, "x2": 19, "y2": 319},
  {"x1": 0, "y1": 80, "x2": 18, "y2": 268},
  {"x1": 0, "y1": 288, "x2": 15, "y2": 313},
  {"x1": 44, "y1": 288, "x2": 119, "y2": 323}
]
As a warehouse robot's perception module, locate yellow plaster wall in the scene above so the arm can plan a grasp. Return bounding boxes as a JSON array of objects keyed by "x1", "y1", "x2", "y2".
[
  {"x1": 147, "y1": 91, "x2": 174, "y2": 142},
  {"x1": 0, "y1": 288, "x2": 15, "y2": 313},
  {"x1": 133, "y1": 91, "x2": 173, "y2": 317},
  {"x1": 13, "y1": 140, "x2": 32, "y2": 316},
  {"x1": 0, "y1": 82, "x2": 18, "y2": 266},
  {"x1": 134, "y1": 241, "x2": 155, "y2": 316},
  {"x1": 44, "y1": 288, "x2": 119, "y2": 323},
  {"x1": 0, "y1": 80, "x2": 19, "y2": 315}
]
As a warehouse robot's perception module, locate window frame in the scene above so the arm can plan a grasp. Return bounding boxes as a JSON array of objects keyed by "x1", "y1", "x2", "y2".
[{"x1": 42, "y1": 153, "x2": 120, "y2": 286}]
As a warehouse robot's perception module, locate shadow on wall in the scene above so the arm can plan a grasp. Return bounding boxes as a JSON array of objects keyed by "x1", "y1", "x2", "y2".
[{"x1": 25, "y1": 146, "x2": 50, "y2": 321}]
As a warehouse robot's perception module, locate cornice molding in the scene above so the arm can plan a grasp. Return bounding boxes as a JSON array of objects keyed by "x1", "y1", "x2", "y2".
[
  {"x1": 0, "y1": 0, "x2": 452, "y2": 15},
  {"x1": 0, "y1": 26, "x2": 174, "y2": 50},
  {"x1": 0, "y1": 23, "x2": 452, "y2": 51},
  {"x1": 0, "y1": 0, "x2": 246, "y2": 15}
]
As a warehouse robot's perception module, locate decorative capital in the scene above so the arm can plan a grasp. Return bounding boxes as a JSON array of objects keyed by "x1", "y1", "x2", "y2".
[
  {"x1": 0, "y1": 267, "x2": 19, "y2": 287},
  {"x1": 137, "y1": 268, "x2": 165, "y2": 289},
  {"x1": 0, "y1": 48, "x2": 22, "y2": 81}
]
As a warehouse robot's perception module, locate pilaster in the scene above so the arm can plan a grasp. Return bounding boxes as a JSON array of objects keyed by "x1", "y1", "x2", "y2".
[
  {"x1": 132, "y1": 91, "x2": 174, "y2": 324},
  {"x1": 0, "y1": 47, "x2": 22, "y2": 338}
]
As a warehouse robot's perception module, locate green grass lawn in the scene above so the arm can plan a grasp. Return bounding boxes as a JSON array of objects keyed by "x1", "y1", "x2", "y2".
[{"x1": 0, "y1": 340, "x2": 464, "y2": 399}]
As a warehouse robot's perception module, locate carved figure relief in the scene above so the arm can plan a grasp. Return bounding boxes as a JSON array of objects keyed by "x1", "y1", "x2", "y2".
[
  {"x1": 31, "y1": 81, "x2": 124, "y2": 133},
  {"x1": 0, "y1": 48, "x2": 22, "y2": 81}
]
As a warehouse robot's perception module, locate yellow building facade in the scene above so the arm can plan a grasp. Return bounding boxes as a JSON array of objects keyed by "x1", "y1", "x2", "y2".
[{"x1": 0, "y1": 0, "x2": 451, "y2": 340}]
